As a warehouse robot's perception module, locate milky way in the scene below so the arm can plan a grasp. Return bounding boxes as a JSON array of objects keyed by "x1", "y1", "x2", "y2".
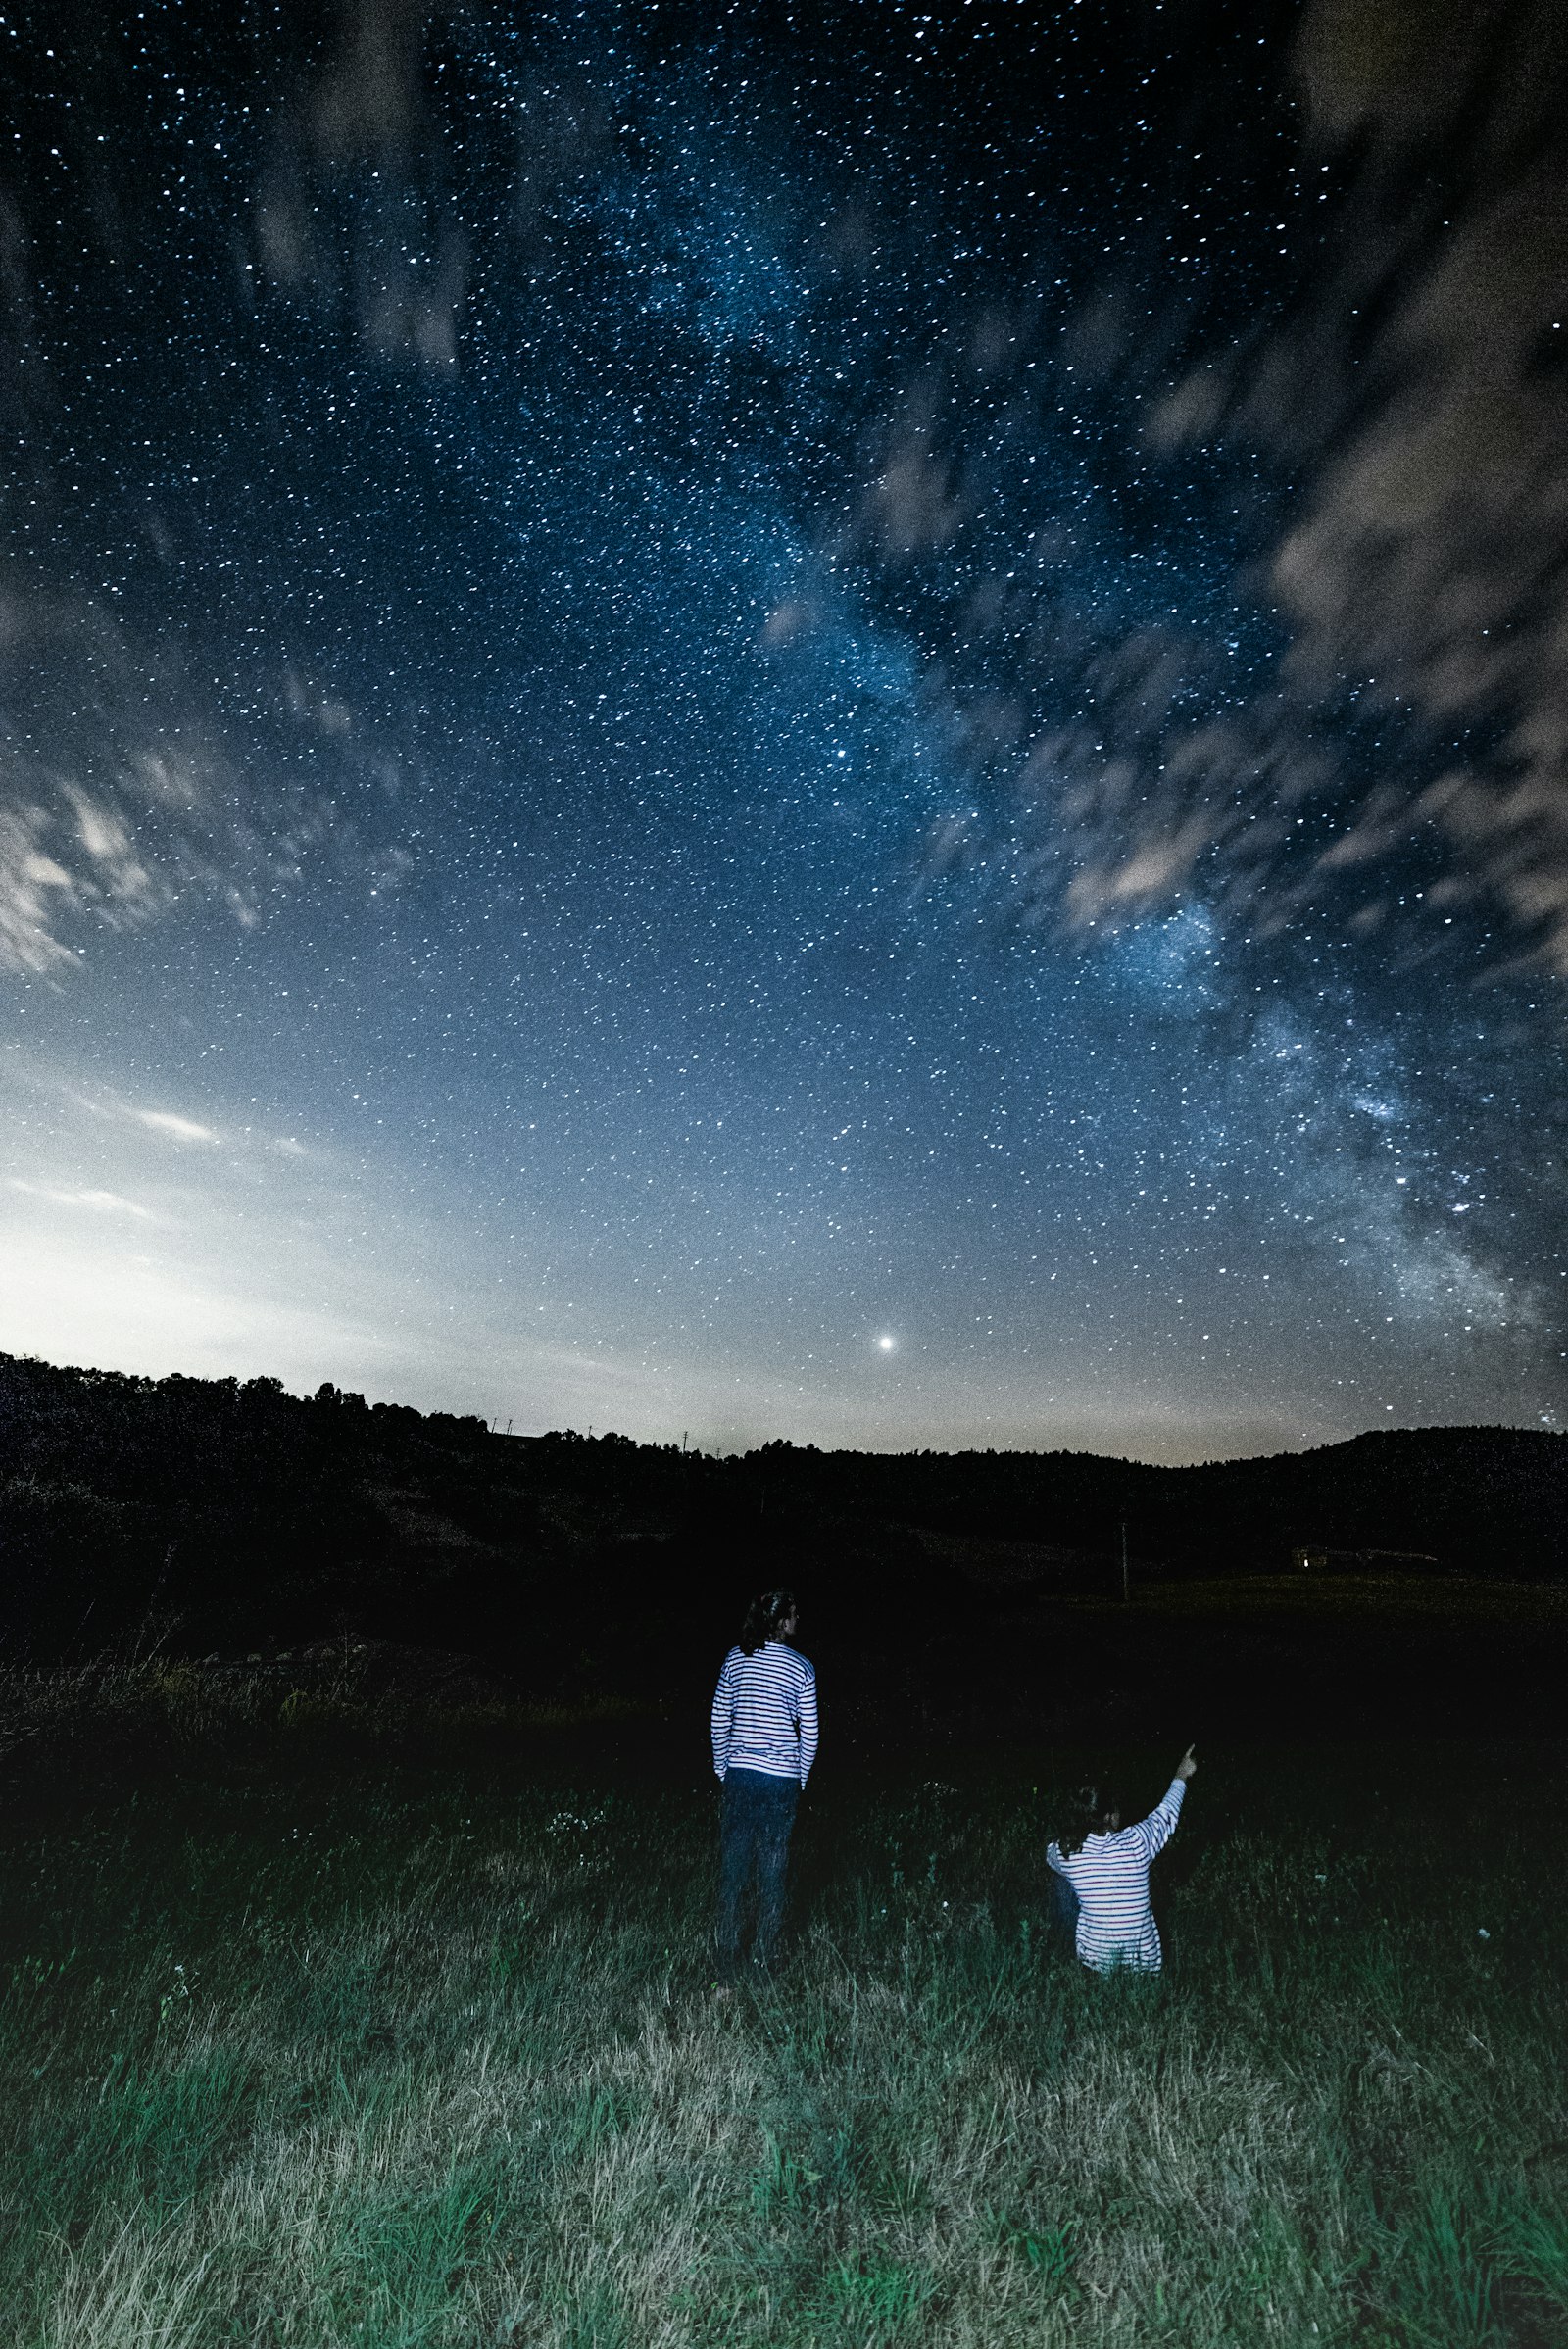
[{"x1": 2, "y1": 0, "x2": 1563, "y2": 1458}]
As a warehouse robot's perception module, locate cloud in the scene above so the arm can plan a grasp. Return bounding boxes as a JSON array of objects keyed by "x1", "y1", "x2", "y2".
[
  {"x1": 858, "y1": 426, "x2": 964, "y2": 562},
  {"x1": 0, "y1": 565, "x2": 416, "y2": 972},
  {"x1": 760, "y1": 598, "x2": 818, "y2": 649},
  {"x1": 8, "y1": 1180, "x2": 153, "y2": 1219},
  {"x1": 1134, "y1": 0, "x2": 1568, "y2": 966},
  {"x1": 811, "y1": 1, "x2": 1568, "y2": 971},
  {"x1": 1064, "y1": 813, "x2": 1223, "y2": 928},
  {"x1": 1256, "y1": 0, "x2": 1568, "y2": 966},
  {"x1": 252, "y1": 0, "x2": 468, "y2": 375},
  {"x1": 0, "y1": 587, "x2": 222, "y2": 972},
  {"x1": 0, "y1": 810, "x2": 78, "y2": 974},
  {"x1": 0, "y1": 587, "x2": 209, "y2": 970},
  {"x1": 134, "y1": 1109, "x2": 220, "y2": 1147},
  {"x1": 5, "y1": 1054, "x2": 313, "y2": 1169}
]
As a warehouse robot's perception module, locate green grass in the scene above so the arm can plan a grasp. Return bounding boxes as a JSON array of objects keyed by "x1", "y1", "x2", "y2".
[{"x1": 0, "y1": 1685, "x2": 1565, "y2": 2344}]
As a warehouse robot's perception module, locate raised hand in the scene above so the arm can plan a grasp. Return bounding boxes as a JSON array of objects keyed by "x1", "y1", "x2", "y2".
[{"x1": 1175, "y1": 1744, "x2": 1198, "y2": 1782}]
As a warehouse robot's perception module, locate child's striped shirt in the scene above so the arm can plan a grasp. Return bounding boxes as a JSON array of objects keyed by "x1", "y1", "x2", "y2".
[
  {"x1": 710, "y1": 1641, "x2": 818, "y2": 1786},
  {"x1": 1047, "y1": 1778, "x2": 1186, "y2": 1973}
]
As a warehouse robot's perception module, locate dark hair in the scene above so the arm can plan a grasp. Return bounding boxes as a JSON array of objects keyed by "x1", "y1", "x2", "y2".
[
  {"x1": 740, "y1": 1588, "x2": 798, "y2": 1655},
  {"x1": 1056, "y1": 1783, "x2": 1124, "y2": 1859}
]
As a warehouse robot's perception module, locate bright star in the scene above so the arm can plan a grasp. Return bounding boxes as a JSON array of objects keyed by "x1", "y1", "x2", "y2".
[{"x1": 876, "y1": 1333, "x2": 897, "y2": 1352}]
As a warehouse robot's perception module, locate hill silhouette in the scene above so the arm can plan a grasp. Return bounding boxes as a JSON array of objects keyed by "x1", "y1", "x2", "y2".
[{"x1": 2, "y1": 1357, "x2": 1562, "y2": 1713}]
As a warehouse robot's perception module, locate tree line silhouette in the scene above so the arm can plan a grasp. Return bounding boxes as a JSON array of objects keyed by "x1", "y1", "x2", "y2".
[{"x1": 1, "y1": 1353, "x2": 1563, "y2": 1684}]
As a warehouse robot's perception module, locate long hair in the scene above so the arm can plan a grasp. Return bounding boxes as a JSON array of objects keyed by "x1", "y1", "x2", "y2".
[
  {"x1": 1056, "y1": 1783, "x2": 1124, "y2": 1859},
  {"x1": 740, "y1": 1588, "x2": 798, "y2": 1655}
]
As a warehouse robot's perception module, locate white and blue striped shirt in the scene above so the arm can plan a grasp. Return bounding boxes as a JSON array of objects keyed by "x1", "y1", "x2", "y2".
[
  {"x1": 710, "y1": 1641, "x2": 818, "y2": 1786},
  {"x1": 1047, "y1": 1779, "x2": 1186, "y2": 1973}
]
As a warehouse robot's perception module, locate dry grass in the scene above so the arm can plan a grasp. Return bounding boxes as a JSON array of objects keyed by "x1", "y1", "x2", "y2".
[{"x1": 0, "y1": 1691, "x2": 1564, "y2": 2345}]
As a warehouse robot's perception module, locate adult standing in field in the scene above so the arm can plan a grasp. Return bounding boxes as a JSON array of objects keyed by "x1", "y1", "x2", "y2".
[
  {"x1": 710, "y1": 1589, "x2": 818, "y2": 1981},
  {"x1": 1047, "y1": 1745, "x2": 1197, "y2": 1974}
]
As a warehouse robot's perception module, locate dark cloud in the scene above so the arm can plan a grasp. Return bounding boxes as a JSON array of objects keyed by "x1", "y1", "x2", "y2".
[
  {"x1": 1267, "y1": 0, "x2": 1568, "y2": 967},
  {"x1": 797, "y1": 0, "x2": 1568, "y2": 969},
  {"x1": 253, "y1": 0, "x2": 468, "y2": 373}
]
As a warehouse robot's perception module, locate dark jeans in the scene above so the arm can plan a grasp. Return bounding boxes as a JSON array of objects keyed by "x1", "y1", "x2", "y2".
[
  {"x1": 716, "y1": 1767, "x2": 800, "y2": 1975},
  {"x1": 1049, "y1": 1868, "x2": 1080, "y2": 1947}
]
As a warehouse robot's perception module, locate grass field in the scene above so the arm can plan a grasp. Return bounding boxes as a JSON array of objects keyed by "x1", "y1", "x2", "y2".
[{"x1": 0, "y1": 1673, "x2": 1565, "y2": 2346}]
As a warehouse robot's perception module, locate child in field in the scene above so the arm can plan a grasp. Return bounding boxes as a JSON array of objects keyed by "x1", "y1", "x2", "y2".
[
  {"x1": 1047, "y1": 1746, "x2": 1197, "y2": 1974},
  {"x1": 710, "y1": 1589, "x2": 818, "y2": 1980}
]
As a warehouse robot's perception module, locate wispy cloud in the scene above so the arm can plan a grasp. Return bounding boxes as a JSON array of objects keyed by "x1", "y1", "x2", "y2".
[
  {"x1": 0, "y1": 590, "x2": 215, "y2": 973},
  {"x1": 0, "y1": 568, "x2": 411, "y2": 976},
  {"x1": 134, "y1": 1109, "x2": 220, "y2": 1147},
  {"x1": 8, "y1": 1180, "x2": 154, "y2": 1219},
  {"x1": 252, "y1": 0, "x2": 467, "y2": 375}
]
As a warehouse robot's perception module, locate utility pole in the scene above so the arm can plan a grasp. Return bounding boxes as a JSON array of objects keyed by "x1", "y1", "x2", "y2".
[{"x1": 1120, "y1": 1517, "x2": 1129, "y2": 1605}]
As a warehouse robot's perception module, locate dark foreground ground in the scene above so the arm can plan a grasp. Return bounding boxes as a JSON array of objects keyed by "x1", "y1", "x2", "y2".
[
  {"x1": 1, "y1": 1708, "x2": 1565, "y2": 2346},
  {"x1": 7, "y1": 1566, "x2": 1561, "y2": 1786},
  {"x1": 914, "y1": 1572, "x2": 1568, "y2": 1745},
  {"x1": 0, "y1": 1574, "x2": 1565, "y2": 2345}
]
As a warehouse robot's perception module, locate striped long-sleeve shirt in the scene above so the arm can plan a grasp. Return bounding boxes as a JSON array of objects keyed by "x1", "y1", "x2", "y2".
[
  {"x1": 710, "y1": 1641, "x2": 818, "y2": 1786},
  {"x1": 1046, "y1": 1778, "x2": 1186, "y2": 1973}
]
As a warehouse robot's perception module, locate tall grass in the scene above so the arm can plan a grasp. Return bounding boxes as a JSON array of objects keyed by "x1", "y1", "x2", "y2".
[{"x1": 0, "y1": 1691, "x2": 1564, "y2": 2344}]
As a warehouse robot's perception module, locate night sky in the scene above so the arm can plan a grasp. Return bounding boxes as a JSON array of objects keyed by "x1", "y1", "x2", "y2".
[{"x1": 2, "y1": 0, "x2": 1564, "y2": 1459}]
